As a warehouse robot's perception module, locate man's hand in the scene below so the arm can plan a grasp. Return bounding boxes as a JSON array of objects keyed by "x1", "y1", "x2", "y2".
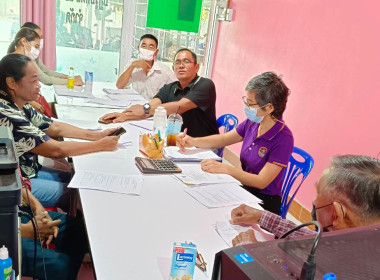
[
  {"x1": 100, "y1": 112, "x2": 128, "y2": 123},
  {"x1": 231, "y1": 204, "x2": 263, "y2": 226},
  {"x1": 232, "y1": 229, "x2": 258, "y2": 246},
  {"x1": 201, "y1": 159, "x2": 230, "y2": 174},
  {"x1": 124, "y1": 104, "x2": 145, "y2": 116},
  {"x1": 74, "y1": 75, "x2": 84, "y2": 86},
  {"x1": 132, "y1": 60, "x2": 151, "y2": 74}
]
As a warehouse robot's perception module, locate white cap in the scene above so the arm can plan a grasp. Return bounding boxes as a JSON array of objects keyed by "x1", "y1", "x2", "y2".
[{"x1": 0, "y1": 245, "x2": 9, "y2": 260}]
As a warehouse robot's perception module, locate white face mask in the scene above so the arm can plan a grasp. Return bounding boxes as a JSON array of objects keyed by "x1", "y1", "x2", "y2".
[
  {"x1": 25, "y1": 41, "x2": 40, "y2": 60},
  {"x1": 139, "y1": 48, "x2": 155, "y2": 61}
]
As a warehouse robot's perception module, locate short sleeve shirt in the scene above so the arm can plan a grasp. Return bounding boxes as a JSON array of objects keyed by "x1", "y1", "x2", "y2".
[
  {"x1": 0, "y1": 90, "x2": 52, "y2": 178},
  {"x1": 154, "y1": 75, "x2": 219, "y2": 137},
  {"x1": 125, "y1": 59, "x2": 177, "y2": 101},
  {"x1": 236, "y1": 119, "x2": 294, "y2": 196}
]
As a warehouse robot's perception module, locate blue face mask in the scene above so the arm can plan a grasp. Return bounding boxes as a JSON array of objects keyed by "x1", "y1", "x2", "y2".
[{"x1": 244, "y1": 106, "x2": 264, "y2": 123}]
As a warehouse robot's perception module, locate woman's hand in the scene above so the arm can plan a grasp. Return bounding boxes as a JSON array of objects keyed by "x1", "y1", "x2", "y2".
[
  {"x1": 95, "y1": 135, "x2": 119, "y2": 151},
  {"x1": 176, "y1": 134, "x2": 195, "y2": 151},
  {"x1": 29, "y1": 100, "x2": 45, "y2": 114},
  {"x1": 94, "y1": 127, "x2": 120, "y2": 140},
  {"x1": 201, "y1": 159, "x2": 230, "y2": 174},
  {"x1": 37, "y1": 211, "x2": 60, "y2": 245}
]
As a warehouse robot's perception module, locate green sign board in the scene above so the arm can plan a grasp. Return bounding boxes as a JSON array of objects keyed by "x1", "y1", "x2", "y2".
[{"x1": 146, "y1": 0, "x2": 203, "y2": 33}]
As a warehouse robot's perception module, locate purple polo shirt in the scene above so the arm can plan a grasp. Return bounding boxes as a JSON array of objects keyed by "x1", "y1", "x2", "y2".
[{"x1": 236, "y1": 119, "x2": 294, "y2": 196}]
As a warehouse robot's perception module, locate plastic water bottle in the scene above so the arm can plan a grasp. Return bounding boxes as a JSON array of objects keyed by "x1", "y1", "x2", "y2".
[
  {"x1": 153, "y1": 106, "x2": 167, "y2": 138},
  {"x1": 0, "y1": 245, "x2": 12, "y2": 280},
  {"x1": 84, "y1": 71, "x2": 93, "y2": 94},
  {"x1": 67, "y1": 67, "x2": 75, "y2": 90}
]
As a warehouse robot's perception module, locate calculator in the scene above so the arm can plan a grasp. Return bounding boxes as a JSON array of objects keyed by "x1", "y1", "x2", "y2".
[{"x1": 135, "y1": 157, "x2": 182, "y2": 174}]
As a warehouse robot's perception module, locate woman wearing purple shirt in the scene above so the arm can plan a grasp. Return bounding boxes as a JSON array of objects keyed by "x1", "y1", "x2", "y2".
[{"x1": 178, "y1": 72, "x2": 294, "y2": 214}]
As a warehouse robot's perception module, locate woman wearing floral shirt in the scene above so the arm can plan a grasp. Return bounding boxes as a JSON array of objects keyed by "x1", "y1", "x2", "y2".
[{"x1": 0, "y1": 54, "x2": 119, "y2": 208}]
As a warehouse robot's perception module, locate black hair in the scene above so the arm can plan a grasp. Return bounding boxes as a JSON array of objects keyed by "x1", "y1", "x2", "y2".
[
  {"x1": 7, "y1": 27, "x2": 40, "y2": 54},
  {"x1": 245, "y1": 72, "x2": 290, "y2": 119},
  {"x1": 174, "y1": 48, "x2": 198, "y2": 64},
  {"x1": 21, "y1": 22, "x2": 41, "y2": 30},
  {"x1": 0, "y1": 54, "x2": 31, "y2": 94},
  {"x1": 140, "y1": 34, "x2": 158, "y2": 48}
]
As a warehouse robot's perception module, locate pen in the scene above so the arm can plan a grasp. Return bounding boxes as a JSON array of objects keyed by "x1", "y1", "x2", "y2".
[
  {"x1": 183, "y1": 128, "x2": 188, "y2": 137},
  {"x1": 153, "y1": 137, "x2": 159, "y2": 149},
  {"x1": 157, "y1": 130, "x2": 161, "y2": 141}
]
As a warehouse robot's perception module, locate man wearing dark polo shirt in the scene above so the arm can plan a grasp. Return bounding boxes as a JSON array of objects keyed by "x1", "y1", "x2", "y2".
[{"x1": 100, "y1": 48, "x2": 219, "y2": 137}]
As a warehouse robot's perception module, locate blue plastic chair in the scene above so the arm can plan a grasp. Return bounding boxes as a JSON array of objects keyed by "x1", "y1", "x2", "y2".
[
  {"x1": 280, "y1": 146, "x2": 314, "y2": 218},
  {"x1": 216, "y1": 114, "x2": 239, "y2": 157}
]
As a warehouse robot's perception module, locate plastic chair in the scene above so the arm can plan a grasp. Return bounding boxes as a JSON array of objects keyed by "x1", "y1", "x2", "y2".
[
  {"x1": 216, "y1": 114, "x2": 239, "y2": 157},
  {"x1": 280, "y1": 146, "x2": 314, "y2": 218}
]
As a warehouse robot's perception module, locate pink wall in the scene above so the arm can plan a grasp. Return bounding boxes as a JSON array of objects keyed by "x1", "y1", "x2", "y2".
[{"x1": 211, "y1": 0, "x2": 380, "y2": 209}]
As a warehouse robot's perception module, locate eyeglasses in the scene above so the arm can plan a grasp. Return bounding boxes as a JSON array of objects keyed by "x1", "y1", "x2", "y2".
[
  {"x1": 196, "y1": 252, "x2": 207, "y2": 272},
  {"x1": 242, "y1": 96, "x2": 263, "y2": 110},
  {"x1": 173, "y1": 59, "x2": 195, "y2": 67},
  {"x1": 315, "y1": 202, "x2": 345, "y2": 217}
]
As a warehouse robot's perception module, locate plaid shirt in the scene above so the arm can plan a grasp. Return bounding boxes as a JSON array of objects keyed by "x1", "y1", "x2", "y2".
[{"x1": 259, "y1": 211, "x2": 314, "y2": 238}]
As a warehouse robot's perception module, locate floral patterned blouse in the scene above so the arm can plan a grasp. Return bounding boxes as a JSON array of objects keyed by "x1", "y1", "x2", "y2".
[{"x1": 0, "y1": 90, "x2": 52, "y2": 178}]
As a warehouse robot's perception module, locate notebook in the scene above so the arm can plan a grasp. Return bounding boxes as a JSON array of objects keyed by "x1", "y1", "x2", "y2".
[{"x1": 164, "y1": 147, "x2": 222, "y2": 162}]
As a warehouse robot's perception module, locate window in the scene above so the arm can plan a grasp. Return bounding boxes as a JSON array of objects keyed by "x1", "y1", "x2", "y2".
[
  {"x1": 56, "y1": 0, "x2": 124, "y2": 82},
  {"x1": 0, "y1": 0, "x2": 20, "y2": 58},
  {"x1": 131, "y1": 0, "x2": 213, "y2": 75}
]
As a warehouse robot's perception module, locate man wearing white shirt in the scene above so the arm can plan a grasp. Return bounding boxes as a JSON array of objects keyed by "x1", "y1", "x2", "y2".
[{"x1": 116, "y1": 34, "x2": 177, "y2": 101}]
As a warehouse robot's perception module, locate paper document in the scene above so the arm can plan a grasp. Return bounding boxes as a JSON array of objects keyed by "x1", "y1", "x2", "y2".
[
  {"x1": 68, "y1": 170, "x2": 143, "y2": 195},
  {"x1": 51, "y1": 118, "x2": 101, "y2": 130},
  {"x1": 107, "y1": 94, "x2": 146, "y2": 102},
  {"x1": 103, "y1": 88, "x2": 140, "y2": 95},
  {"x1": 128, "y1": 119, "x2": 154, "y2": 131},
  {"x1": 164, "y1": 147, "x2": 222, "y2": 162},
  {"x1": 215, "y1": 221, "x2": 274, "y2": 247},
  {"x1": 184, "y1": 183, "x2": 262, "y2": 208},
  {"x1": 173, "y1": 164, "x2": 239, "y2": 185},
  {"x1": 86, "y1": 98, "x2": 130, "y2": 107},
  {"x1": 54, "y1": 85, "x2": 94, "y2": 98}
]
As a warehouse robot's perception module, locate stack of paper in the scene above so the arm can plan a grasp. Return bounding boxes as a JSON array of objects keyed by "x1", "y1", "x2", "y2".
[
  {"x1": 86, "y1": 98, "x2": 130, "y2": 108},
  {"x1": 215, "y1": 220, "x2": 274, "y2": 247},
  {"x1": 54, "y1": 85, "x2": 94, "y2": 98},
  {"x1": 164, "y1": 147, "x2": 221, "y2": 162},
  {"x1": 184, "y1": 183, "x2": 262, "y2": 208},
  {"x1": 103, "y1": 88, "x2": 140, "y2": 95},
  {"x1": 173, "y1": 164, "x2": 238, "y2": 185},
  {"x1": 68, "y1": 170, "x2": 143, "y2": 195}
]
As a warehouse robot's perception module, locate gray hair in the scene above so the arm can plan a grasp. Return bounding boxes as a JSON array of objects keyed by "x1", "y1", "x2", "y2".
[
  {"x1": 321, "y1": 155, "x2": 380, "y2": 222},
  {"x1": 245, "y1": 72, "x2": 289, "y2": 119}
]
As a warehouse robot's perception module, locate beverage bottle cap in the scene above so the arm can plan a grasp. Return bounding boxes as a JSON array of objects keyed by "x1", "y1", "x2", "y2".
[{"x1": 0, "y1": 245, "x2": 9, "y2": 260}]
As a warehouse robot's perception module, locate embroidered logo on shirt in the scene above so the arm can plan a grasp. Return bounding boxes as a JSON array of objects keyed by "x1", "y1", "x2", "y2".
[{"x1": 258, "y1": 147, "x2": 268, "y2": 157}]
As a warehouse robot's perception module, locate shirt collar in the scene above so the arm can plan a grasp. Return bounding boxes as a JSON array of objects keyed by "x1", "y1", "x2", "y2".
[
  {"x1": 260, "y1": 120, "x2": 286, "y2": 141},
  {"x1": 174, "y1": 75, "x2": 200, "y2": 94}
]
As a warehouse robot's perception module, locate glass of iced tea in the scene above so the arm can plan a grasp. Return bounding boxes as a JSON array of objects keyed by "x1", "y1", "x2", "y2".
[{"x1": 166, "y1": 113, "x2": 183, "y2": 146}]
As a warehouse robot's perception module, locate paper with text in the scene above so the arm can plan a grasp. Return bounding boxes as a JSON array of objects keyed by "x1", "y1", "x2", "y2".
[
  {"x1": 184, "y1": 183, "x2": 262, "y2": 208},
  {"x1": 68, "y1": 170, "x2": 143, "y2": 195},
  {"x1": 174, "y1": 164, "x2": 239, "y2": 185},
  {"x1": 164, "y1": 147, "x2": 221, "y2": 162}
]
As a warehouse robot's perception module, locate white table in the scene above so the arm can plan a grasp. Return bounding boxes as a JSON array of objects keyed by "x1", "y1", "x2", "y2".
[{"x1": 55, "y1": 100, "x2": 262, "y2": 279}]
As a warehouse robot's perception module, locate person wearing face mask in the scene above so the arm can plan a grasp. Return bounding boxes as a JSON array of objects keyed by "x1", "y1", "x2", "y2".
[
  {"x1": 20, "y1": 22, "x2": 84, "y2": 86},
  {"x1": 116, "y1": 34, "x2": 177, "y2": 101},
  {"x1": 177, "y1": 72, "x2": 293, "y2": 214},
  {"x1": 230, "y1": 155, "x2": 380, "y2": 246}
]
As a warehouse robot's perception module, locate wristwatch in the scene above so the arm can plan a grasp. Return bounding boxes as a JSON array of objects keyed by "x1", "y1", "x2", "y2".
[{"x1": 143, "y1": 103, "x2": 151, "y2": 115}]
